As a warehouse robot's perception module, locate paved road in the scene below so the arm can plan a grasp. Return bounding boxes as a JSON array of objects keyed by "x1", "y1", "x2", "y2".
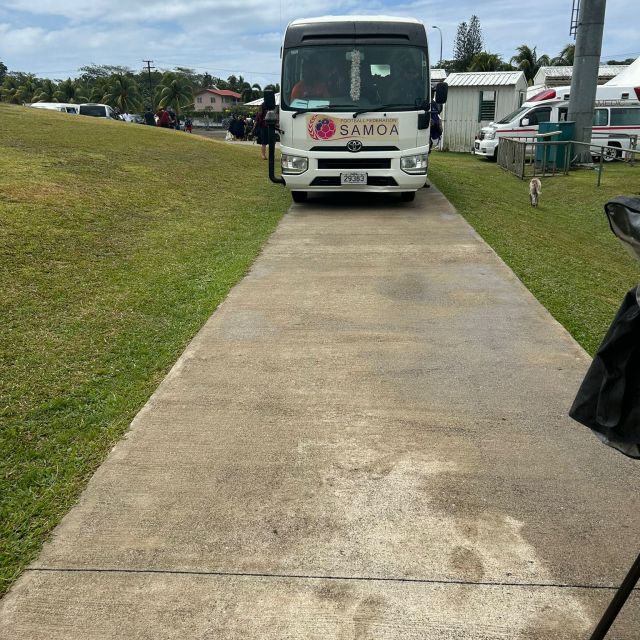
[{"x1": 2, "y1": 188, "x2": 639, "y2": 638}]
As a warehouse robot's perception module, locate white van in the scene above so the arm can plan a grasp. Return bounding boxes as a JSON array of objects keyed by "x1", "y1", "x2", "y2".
[
  {"x1": 78, "y1": 103, "x2": 118, "y2": 119},
  {"x1": 474, "y1": 85, "x2": 640, "y2": 161},
  {"x1": 30, "y1": 102, "x2": 79, "y2": 114}
]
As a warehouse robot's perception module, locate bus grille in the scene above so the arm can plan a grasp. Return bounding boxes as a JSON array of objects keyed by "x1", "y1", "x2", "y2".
[
  {"x1": 317, "y1": 158, "x2": 392, "y2": 169},
  {"x1": 310, "y1": 177, "x2": 398, "y2": 186}
]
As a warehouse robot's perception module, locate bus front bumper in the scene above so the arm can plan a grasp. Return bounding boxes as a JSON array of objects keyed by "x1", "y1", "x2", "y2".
[{"x1": 280, "y1": 147, "x2": 429, "y2": 192}]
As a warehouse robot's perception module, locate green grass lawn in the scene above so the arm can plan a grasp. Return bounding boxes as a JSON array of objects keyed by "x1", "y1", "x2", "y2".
[
  {"x1": 429, "y1": 153, "x2": 640, "y2": 355},
  {"x1": 0, "y1": 104, "x2": 291, "y2": 595}
]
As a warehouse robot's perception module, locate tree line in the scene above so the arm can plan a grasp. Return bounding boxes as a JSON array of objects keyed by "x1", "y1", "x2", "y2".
[
  {"x1": 441, "y1": 15, "x2": 633, "y2": 84},
  {"x1": 0, "y1": 62, "x2": 279, "y2": 115}
]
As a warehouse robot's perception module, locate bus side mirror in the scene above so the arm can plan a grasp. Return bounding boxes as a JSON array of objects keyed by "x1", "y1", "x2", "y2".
[
  {"x1": 521, "y1": 117, "x2": 530, "y2": 126},
  {"x1": 264, "y1": 90, "x2": 276, "y2": 110},
  {"x1": 435, "y1": 82, "x2": 448, "y2": 105}
]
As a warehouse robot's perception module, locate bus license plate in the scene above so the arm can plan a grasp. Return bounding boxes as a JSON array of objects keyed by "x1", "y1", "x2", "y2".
[{"x1": 341, "y1": 172, "x2": 367, "y2": 185}]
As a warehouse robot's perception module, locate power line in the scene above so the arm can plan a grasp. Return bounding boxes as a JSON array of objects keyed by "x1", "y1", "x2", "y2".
[{"x1": 152, "y1": 60, "x2": 280, "y2": 76}]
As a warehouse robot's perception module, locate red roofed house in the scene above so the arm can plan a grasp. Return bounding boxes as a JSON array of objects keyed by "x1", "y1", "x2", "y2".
[{"x1": 193, "y1": 88, "x2": 242, "y2": 112}]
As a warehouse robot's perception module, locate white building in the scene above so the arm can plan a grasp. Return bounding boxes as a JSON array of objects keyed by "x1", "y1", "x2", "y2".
[
  {"x1": 442, "y1": 71, "x2": 527, "y2": 152},
  {"x1": 533, "y1": 65, "x2": 629, "y2": 88},
  {"x1": 430, "y1": 68, "x2": 447, "y2": 92}
]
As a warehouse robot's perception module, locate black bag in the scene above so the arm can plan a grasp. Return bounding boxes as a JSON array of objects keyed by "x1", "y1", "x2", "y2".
[
  {"x1": 569, "y1": 196, "x2": 640, "y2": 459},
  {"x1": 569, "y1": 287, "x2": 640, "y2": 458}
]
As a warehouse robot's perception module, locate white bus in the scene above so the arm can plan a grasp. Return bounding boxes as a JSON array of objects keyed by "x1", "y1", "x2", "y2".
[
  {"x1": 29, "y1": 102, "x2": 79, "y2": 114},
  {"x1": 474, "y1": 84, "x2": 640, "y2": 162},
  {"x1": 266, "y1": 16, "x2": 447, "y2": 202}
]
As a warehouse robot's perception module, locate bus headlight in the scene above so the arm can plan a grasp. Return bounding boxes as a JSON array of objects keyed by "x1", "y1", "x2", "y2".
[
  {"x1": 400, "y1": 153, "x2": 428, "y2": 174},
  {"x1": 484, "y1": 131, "x2": 495, "y2": 140},
  {"x1": 281, "y1": 154, "x2": 308, "y2": 174}
]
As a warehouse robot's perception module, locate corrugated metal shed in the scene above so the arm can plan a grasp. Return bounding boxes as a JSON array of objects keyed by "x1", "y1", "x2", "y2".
[
  {"x1": 441, "y1": 71, "x2": 527, "y2": 152},
  {"x1": 445, "y1": 71, "x2": 524, "y2": 87}
]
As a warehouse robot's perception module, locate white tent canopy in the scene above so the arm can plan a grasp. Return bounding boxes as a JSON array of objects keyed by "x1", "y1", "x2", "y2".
[
  {"x1": 244, "y1": 93, "x2": 281, "y2": 106},
  {"x1": 604, "y1": 57, "x2": 640, "y2": 86}
]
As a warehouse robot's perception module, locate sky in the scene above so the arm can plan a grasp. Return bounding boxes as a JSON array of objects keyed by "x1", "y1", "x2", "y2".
[{"x1": 1, "y1": 0, "x2": 639, "y2": 87}]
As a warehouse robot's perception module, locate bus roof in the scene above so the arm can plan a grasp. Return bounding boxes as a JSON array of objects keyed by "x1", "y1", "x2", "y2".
[
  {"x1": 289, "y1": 16, "x2": 422, "y2": 26},
  {"x1": 284, "y1": 16, "x2": 427, "y2": 48}
]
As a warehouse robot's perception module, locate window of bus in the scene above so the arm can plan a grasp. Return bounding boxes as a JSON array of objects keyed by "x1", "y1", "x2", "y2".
[
  {"x1": 282, "y1": 45, "x2": 428, "y2": 111},
  {"x1": 593, "y1": 109, "x2": 609, "y2": 126},
  {"x1": 610, "y1": 108, "x2": 640, "y2": 126}
]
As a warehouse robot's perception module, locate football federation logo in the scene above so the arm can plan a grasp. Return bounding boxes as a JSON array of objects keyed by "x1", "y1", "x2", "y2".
[{"x1": 308, "y1": 115, "x2": 336, "y2": 140}]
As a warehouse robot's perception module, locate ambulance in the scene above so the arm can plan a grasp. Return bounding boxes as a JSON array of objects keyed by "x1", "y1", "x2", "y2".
[{"x1": 474, "y1": 84, "x2": 640, "y2": 162}]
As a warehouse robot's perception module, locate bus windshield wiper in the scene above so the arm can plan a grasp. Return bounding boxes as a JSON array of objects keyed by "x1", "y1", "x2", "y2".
[
  {"x1": 352, "y1": 104, "x2": 418, "y2": 117},
  {"x1": 291, "y1": 105, "x2": 353, "y2": 118},
  {"x1": 290, "y1": 109, "x2": 314, "y2": 119}
]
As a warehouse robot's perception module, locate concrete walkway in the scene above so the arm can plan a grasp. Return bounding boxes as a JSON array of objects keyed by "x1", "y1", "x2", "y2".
[{"x1": 2, "y1": 188, "x2": 639, "y2": 638}]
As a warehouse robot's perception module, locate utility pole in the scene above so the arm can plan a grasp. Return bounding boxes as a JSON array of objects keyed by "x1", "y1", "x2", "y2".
[
  {"x1": 567, "y1": 0, "x2": 607, "y2": 163},
  {"x1": 143, "y1": 60, "x2": 155, "y2": 108}
]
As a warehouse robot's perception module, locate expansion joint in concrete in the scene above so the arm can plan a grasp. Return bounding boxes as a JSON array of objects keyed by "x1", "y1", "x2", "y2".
[{"x1": 25, "y1": 567, "x2": 634, "y2": 592}]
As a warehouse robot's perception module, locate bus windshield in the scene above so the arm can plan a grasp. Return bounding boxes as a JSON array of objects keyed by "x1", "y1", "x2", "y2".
[{"x1": 282, "y1": 45, "x2": 428, "y2": 112}]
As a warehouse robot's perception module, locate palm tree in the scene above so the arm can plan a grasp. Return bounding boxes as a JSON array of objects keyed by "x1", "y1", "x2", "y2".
[
  {"x1": 510, "y1": 45, "x2": 551, "y2": 84},
  {"x1": 242, "y1": 82, "x2": 262, "y2": 103},
  {"x1": 552, "y1": 44, "x2": 575, "y2": 66},
  {"x1": 89, "y1": 78, "x2": 109, "y2": 103},
  {"x1": 264, "y1": 83, "x2": 281, "y2": 93},
  {"x1": 102, "y1": 74, "x2": 143, "y2": 112},
  {"x1": 15, "y1": 74, "x2": 39, "y2": 103},
  {"x1": 237, "y1": 78, "x2": 252, "y2": 102},
  {"x1": 0, "y1": 76, "x2": 20, "y2": 103},
  {"x1": 54, "y1": 78, "x2": 88, "y2": 103},
  {"x1": 469, "y1": 52, "x2": 503, "y2": 72},
  {"x1": 157, "y1": 73, "x2": 194, "y2": 115},
  {"x1": 32, "y1": 79, "x2": 58, "y2": 103},
  {"x1": 251, "y1": 83, "x2": 262, "y2": 100}
]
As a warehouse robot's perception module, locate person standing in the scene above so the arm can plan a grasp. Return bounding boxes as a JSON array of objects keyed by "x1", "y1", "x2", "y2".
[
  {"x1": 156, "y1": 107, "x2": 171, "y2": 128},
  {"x1": 254, "y1": 104, "x2": 269, "y2": 160}
]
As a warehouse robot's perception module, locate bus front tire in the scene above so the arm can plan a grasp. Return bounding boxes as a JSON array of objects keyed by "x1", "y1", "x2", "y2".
[
  {"x1": 291, "y1": 191, "x2": 307, "y2": 203},
  {"x1": 400, "y1": 191, "x2": 416, "y2": 202}
]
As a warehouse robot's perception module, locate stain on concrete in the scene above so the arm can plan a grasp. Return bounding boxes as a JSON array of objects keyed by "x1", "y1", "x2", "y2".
[
  {"x1": 353, "y1": 595, "x2": 385, "y2": 640},
  {"x1": 450, "y1": 545, "x2": 486, "y2": 582}
]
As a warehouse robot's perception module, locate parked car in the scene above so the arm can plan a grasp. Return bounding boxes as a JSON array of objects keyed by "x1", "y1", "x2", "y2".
[{"x1": 78, "y1": 103, "x2": 118, "y2": 119}]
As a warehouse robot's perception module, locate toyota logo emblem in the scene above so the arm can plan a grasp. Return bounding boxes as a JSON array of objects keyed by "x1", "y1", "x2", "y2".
[{"x1": 346, "y1": 140, "x2": 362, "y2": 152}]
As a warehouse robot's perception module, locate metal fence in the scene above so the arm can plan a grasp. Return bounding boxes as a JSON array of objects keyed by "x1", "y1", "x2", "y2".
[{"x1": 497, "y1": 134, "x2": 639, "y2": 186}]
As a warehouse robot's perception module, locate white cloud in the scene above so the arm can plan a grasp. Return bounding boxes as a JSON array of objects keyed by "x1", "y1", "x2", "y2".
[{"x1": 1, "y1": 0, "x2": 638, "y2": 80}]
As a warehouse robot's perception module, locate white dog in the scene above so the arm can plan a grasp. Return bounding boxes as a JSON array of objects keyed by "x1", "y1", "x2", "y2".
[{"x1": 529, "y1": 178, "x2": 542, "y2": 207}]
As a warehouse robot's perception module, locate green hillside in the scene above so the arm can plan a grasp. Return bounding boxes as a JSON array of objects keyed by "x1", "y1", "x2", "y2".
[{"x1": 0, "y1": 105, "x2": 290, "y2": 595}]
